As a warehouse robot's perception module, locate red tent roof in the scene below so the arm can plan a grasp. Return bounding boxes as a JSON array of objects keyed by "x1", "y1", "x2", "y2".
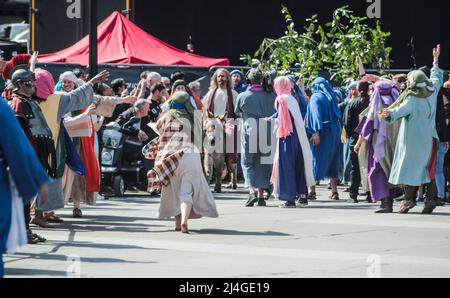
[{"x1": 39, "y1": 12, "x2": 229, "y2": 68}]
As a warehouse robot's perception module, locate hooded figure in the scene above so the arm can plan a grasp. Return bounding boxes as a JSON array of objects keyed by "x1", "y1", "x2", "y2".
[
  {"x1": 355, "y1": 81, "x2": 401, "y2": 212},
  {"x1": 145, "y1": 91, "x2": 218, "y2": 233},
  {"x1": 170, "y1": 80, "x2": 203, "y2": 110},
  {"x1": 305, "y1": 77, "x2": 342, "y2": 200},
  {"x1": 287, "y1": 75, "x2": 308, "y2": 119},
  {"x1": 384, "y1": 66, "x2": 444, "y2": 214},
  {"x1": 270, "y1": 77, "x2": 315, "y2": 208}
]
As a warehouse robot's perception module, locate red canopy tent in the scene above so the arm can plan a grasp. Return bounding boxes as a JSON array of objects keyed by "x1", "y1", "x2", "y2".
[{"x1": 39, "y1": 12, "x2": 229, "y2": 68}]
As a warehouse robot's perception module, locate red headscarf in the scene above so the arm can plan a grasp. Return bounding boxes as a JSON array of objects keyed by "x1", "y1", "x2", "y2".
[
  {"x1": 273, "y1": 76, "x2": 294, "y2": 138},
  {"x1": 35, "y1": 69, "x2": 56, "y2": 101}
]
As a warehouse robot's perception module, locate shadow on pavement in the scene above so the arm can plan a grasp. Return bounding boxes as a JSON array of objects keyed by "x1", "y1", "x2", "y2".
[
  {"x1": 47, "y1": 241, "x2": 160, "y2": 251},
  {"x1": 304, "y1": 205, "x2": 379, "y2": 210},
  {"x1": 11, "y1": 251, "x2": 158, "y2": 264},
  {"x1": 32, "y1": 214, "x2": 169, "y2": 233},
  {"x1": 5, "y1": 268, "x2": 67, "y2": 277},
  {"x1": 195, "y1": 229, "x2": 292, "y2": 236}
]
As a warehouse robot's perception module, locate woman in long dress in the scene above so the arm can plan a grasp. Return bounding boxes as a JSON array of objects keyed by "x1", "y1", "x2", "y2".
[
  {"x1": 59, "y1": 71, "x2": 136, "y2": 218},
  {"x1": 270, "y1": 76, "x2": 315, "y2": 208},
  {"x1": 145, "y1": 91, "x2": 218, "y2": 233}
]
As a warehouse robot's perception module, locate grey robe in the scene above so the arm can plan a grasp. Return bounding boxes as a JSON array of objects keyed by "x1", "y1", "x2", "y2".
[{"x1": 235, "y1": 90, "x2": 276, "y2": 189}]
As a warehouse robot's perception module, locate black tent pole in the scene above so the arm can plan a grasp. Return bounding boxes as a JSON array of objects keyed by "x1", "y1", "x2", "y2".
[{"x1": 89, "y1": 0, "x2": 98, "y2": 79}]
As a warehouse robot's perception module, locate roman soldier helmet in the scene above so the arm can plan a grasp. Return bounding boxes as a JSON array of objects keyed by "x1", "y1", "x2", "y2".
[{"x1": 11, "y1": 69, "x2": 35, "y2": 91}]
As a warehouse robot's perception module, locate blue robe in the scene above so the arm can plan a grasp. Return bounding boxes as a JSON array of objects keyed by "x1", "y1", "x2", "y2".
[
  {"x1": 306, "y1": 78, "x2": 342, "y2": 181},
  {"x1": 287, "y1": 76, "x2": 308, "y2": 119},
  {"x1": 276, "y1": 114, "x2": 308, "y2": 201},
  {"x1": 293, "y1": 86, "x2": 308, "y2": 120},
  {"x1": 234, "y1": 83, "x2": 248, "y2": 94},
  {"x1": 0, "y1": 97, "x2": 49, "y2": 278}
]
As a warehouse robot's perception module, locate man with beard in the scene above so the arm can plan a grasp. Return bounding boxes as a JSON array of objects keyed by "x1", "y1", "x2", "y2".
[
  {"x1": 203, "y1": 69, "x2": 239, "y2": 189},
  {"x1": 230, "y1": 70, "x2": 247, "y2": 94},
  {"x1": 147, "y1": 83, "x2": 168, "y2": 122}
]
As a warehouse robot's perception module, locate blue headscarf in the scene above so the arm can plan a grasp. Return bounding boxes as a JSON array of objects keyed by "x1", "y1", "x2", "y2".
[
  {"x1": 333, "y1": 87, "x2": 344, "y2": 103},
  {"x1": 230, "y1": 69, "x2": 247, "y2": 93},
  {"x1": 345, "y1": 81, "x2": 358, "y2": 98},
  {"x1": 312, "y1": 77, "x2": 341, "y2": 121},
  {"x1": 287, "y1": 75, "x2": 308, "y2": 119},
  {"x1": 54, "y1": 80, "x2": 64, "y2": 92}
]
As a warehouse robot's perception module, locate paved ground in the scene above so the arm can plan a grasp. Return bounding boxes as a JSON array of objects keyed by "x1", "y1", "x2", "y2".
[{"x1": 4, "y1": 184, "x2": 450, "y2": 278}]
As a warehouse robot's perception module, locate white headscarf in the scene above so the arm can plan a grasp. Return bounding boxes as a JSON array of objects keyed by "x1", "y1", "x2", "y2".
[{"x1": 59, "y1": 71, "x2": 79, "y2": 86}]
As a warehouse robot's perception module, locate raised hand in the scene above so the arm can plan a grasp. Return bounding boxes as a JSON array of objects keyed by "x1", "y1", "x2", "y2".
[
  {"x1": 433, "y1": 44, "x2": 441, "y2": 60},
  {"x1": 89, "y1": 70, "x2": 110, "y2": 85},
  {"x1": 357, "y1": 56, "x2": 366, "y2": 78},
  {"x1": 30, "y1": 51, "x2": 39, "y2": 72}
]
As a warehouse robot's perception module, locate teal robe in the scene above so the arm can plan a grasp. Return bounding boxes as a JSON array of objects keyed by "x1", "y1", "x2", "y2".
[{"x1": 385, "y1": 67, "x2": 444, "y2": 186}]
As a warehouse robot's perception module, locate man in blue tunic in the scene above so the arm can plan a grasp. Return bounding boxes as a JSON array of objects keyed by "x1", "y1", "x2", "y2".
[
  {"x1": 0, "y1": 96, "x2": 49, "y2": 278},
  {"x1": 306, "y1": 78, "x2": 342, "y2": 201}
]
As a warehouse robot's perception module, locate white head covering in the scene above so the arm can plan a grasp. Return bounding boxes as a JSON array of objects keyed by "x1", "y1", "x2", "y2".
[{"x1": 59, "y1": 71, "x2": 79, "y2": 86}]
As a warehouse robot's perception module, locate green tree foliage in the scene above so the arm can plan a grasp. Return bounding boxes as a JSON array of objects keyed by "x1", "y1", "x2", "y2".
[{"x1": 241, "y1": 5, "x2": 392, "y2": 85}]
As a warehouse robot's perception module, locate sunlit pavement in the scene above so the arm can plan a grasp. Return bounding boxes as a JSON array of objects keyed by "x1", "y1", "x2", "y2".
[{"x1": 4, "y1": 184, "x2": 450, "y2": 278}]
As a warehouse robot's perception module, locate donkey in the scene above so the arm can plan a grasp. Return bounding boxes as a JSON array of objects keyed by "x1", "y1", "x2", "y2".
[{"x1": 203, "y1": 113, "x2": 237, "y2": 193}]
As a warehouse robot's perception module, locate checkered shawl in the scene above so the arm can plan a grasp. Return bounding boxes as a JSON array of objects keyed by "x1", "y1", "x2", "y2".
[{"x1": 145, "y1": 114, "x2": 193, "y2": 193}]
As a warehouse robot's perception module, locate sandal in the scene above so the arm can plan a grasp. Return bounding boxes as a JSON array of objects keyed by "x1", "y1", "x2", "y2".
[
  {"x1": 27, "y1": 231, "x2": 39, "y2": 245},
  {"x1": 307, "y1": 192, "x2": 317, "y2": 201},
  {"x1": 73, "y1": 208, "x2": 83, "y2": 218},
  {"x1": 30, "y1": 233, "x2": 47, "y2": 243},
  {"x1": 330, "y1": 193, "x2": 340, "y2": 201},
  {"x1": 245, "y1": 193, "x2": 259, "y2": 207},
  {"x1": 45, "y1": 214, "x2": 64, "y2": 223},
  {"x1": 31, "y1": 217, "x2": 54, "y2": 229}
]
